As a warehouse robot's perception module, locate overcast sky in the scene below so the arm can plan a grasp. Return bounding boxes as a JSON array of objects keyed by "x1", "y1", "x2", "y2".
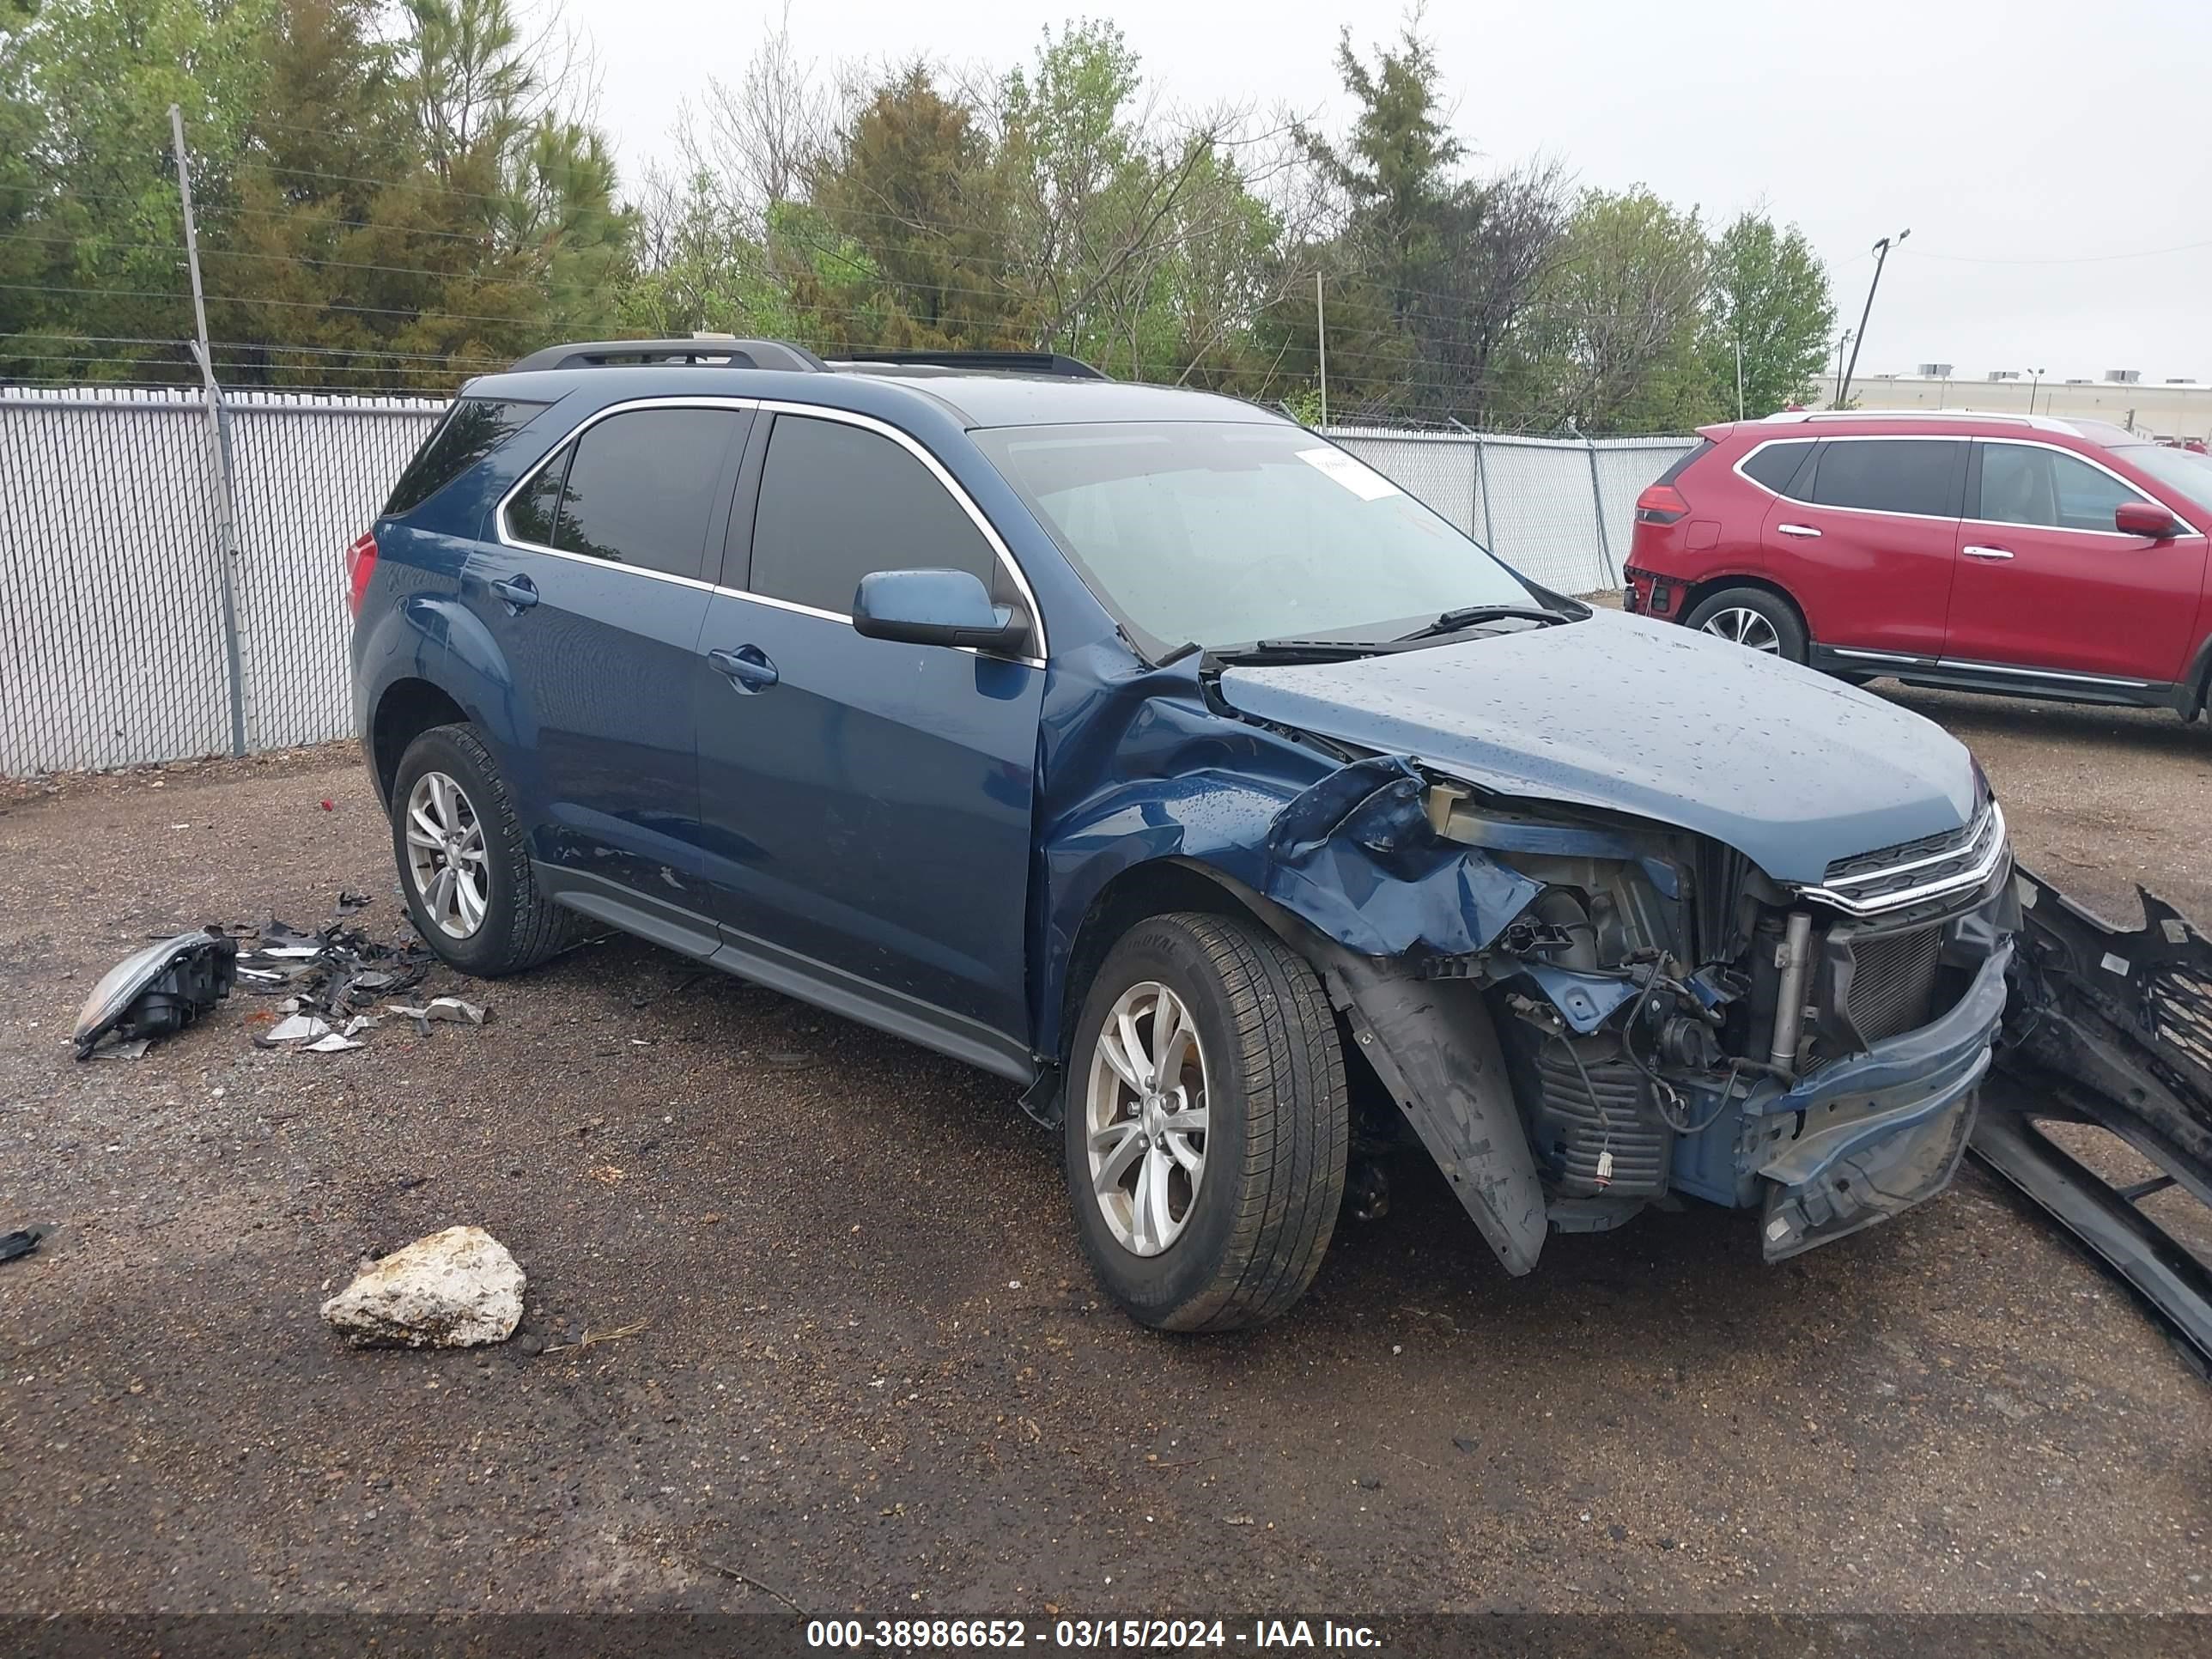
[{"x1": 572, "y1": 0, "x2": 2212, "y2": 382}]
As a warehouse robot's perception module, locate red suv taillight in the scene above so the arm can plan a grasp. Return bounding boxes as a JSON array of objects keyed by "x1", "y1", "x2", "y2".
[
  {"x1": 344, "y1": 529, "x2": 379, "y2": 617},
  {"x1": 1635, "y1": 484, "x2": 1689, "y2": 526}
]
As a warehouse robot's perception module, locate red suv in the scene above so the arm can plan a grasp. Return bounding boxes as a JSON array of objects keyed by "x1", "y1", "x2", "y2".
[{"x1": 1624, "y1": 411, "x2": 2212, "y2": 720}]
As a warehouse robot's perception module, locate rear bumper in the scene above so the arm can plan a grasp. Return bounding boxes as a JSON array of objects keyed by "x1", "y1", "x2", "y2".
[{"x1": 1753, "y1": 939, "x2": 2013, "y2": 1258}]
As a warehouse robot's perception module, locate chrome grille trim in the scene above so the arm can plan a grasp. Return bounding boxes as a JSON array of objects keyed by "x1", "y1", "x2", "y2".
[{"x1": 1792, "y1": 801, "x2": 2008, "y2": 918}]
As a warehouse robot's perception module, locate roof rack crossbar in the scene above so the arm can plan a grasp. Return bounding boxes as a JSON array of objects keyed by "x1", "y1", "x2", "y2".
[
  {"x1": 832, "y1": 349, "x2": 1109, "y2": 380},
  {"x1": 507, "y1": 338, "x2": 828, "y2": 374}
]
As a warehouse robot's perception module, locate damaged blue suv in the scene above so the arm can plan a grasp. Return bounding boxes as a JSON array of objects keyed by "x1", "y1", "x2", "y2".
[{"x1": 350, "y1": 338, "x2": 2015, "y2": 1331}]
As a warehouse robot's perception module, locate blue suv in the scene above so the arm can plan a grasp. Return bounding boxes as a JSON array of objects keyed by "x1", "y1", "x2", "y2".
[{"x1": 350, "y1": 337, "x2": 2016, "y2": 1331}]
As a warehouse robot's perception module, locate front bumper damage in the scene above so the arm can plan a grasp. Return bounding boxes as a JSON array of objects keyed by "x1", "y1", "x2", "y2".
[
  {"x1": 1754, "y1": 942, "x2": 2008, "y2": 1258},
  {"x1": 1978, "y1": 870, "x2": 2212, "y2": 1372}
]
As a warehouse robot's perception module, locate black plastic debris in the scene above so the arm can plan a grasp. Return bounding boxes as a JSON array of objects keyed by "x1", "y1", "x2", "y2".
[
  {"x1": 1983, "y1": 868, "x2": 2212, "y2": 1376},
  {"x1": 0, "y1": 1226, "x2": 46, "y2": 1264},
  {"x1": 234, "y1": 917, "x2": 432, "y2": 1020},
  {"x1": 73, "y1": 928, "x2": 239, "y2": 1060},
  {"x1": 336, "y1": 890, "x2": 373, "y2": 911}
]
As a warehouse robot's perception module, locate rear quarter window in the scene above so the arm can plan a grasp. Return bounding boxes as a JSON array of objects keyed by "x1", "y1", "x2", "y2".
[
  {"x1": 384, "y1": 397, "x2": 547, "y2": 518},
  {"x1": 1740, "y1": 439, "x2": 1816, "y2": 497}
]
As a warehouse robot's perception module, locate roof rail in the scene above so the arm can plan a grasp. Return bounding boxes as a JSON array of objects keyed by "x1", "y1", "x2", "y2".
[
  {"x1": 1764, "y1": 407, "x2": 2077, "y2": 434},
  {"x1": 832, "y1": 349, "x2": 1109, "y2": 380},
  {"x1": 506, "y1": 337, "x2": 828, "y2": 374}
]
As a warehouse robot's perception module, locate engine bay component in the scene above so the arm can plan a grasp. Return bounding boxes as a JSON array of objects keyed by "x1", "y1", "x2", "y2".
[{"x1": 73, "y1": 928, "x2": 239, "y2": 1060}]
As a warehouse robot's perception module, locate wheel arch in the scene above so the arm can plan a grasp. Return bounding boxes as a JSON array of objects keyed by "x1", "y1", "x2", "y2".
[
  {"x1": 369, "y1": 678, "x2": 468, "y2": 806},
  {"x1": 1054, "y1": 856, "x2": 1327, "y2": 1073},
  {"x1": 1681, "y1": 573, "x2": 1815, "y2": 645}
]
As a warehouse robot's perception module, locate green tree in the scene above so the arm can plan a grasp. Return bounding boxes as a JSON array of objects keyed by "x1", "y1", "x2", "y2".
[
  {"x1": 1516, "y1": 186, "x2": 1718, "y2": 433},
  {"x1": 811, "y1": 62, "x2": 1023, "y2": 349},
  {"x1": 1704, "y1": 210, "x2": 1834, "y2": 417}
]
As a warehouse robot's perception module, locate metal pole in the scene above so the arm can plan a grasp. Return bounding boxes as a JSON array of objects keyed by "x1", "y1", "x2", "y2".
[
  {"x1": 1735, "y1": 331, "x2": 1745, "y2": 420},
  {"x1": 1585, "y1": 439, "x2": 1613, "y2": 588},
  {"x1": 172, "y1": 103, "x2": 247, "y2": 759},
  {"x1": 1315, "y1": 269, "x2": 1328, "y2": 430},
  {"x1": 1832, "y1": 330, "x2": 1851, "y2": 406},
  {"x1": 1839, "y1": 228, "x2": 1909, "y2": 409}
]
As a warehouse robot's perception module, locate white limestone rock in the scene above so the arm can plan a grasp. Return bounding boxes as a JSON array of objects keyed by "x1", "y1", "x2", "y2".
[{"x1": 320, "y1": 1225, "x2": 524, "y2": 1348}]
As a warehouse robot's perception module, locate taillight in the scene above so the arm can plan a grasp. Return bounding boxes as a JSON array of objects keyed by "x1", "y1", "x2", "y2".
[
  {"x1": 344, "y1": 529, "x2": 379, "y2": 617},
  {"x1": 1635, "y1": 484, "x2": 1689, "y2": 526}
]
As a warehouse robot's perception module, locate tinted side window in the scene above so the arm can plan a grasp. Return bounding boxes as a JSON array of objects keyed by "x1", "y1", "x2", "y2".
[
  {"x1": 386, "y1": 397, "x2": 545, "y2": 516},
  {"x1": 1808, "y1": 439, "x2": 1962, "y2": 518},
  {"x1": 1978, "y1": 444, "x2": 2144, "y2": 532},
  {"x1": 1741, "y1": 440, "x2": 1815, "y2": 497},
  {"x1": 507, "y1": 443, "x2": 568, "y2": 545},
  {"x1": 551, "y1": 409, "x2": 745, "y2": 580},
  {"x1": 749, "y1": 416, "x2": 1001, "y2": 615}
]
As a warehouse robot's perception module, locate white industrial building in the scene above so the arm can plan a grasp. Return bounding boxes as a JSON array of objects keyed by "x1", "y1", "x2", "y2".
[{"x1": 1814, "y1": 365, "x2": 2210, "y2": 443}]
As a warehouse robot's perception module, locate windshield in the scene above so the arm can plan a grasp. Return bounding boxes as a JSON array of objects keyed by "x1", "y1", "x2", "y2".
[
  {"x1": 2110, "y1": 442, "x2": 2212, "y2": 518},
  {"x1": 975, "y1": 421, "x2": 1541, "y2": 653}
]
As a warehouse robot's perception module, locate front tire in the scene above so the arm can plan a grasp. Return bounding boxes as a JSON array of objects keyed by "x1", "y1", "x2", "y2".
[
  {"x1": 1065, "y1": 912, "x2": 1348, "y2": 1332},
  {"x1": 389, "y1": 722, "x2": 579, "y2": 976},
  {"x1": 1683, "y1": 586, "x2": 1808, "y2": 664}
]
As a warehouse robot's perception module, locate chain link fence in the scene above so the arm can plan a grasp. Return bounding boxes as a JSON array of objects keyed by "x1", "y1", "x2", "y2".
[
  {"x1": 0, "y1": 386, "x2": 442, "y2": 776},
  {"x1": 1324, "y1": 427, "x2": 1697, "y2": 596},
  {"x1": 0, "y1": 385, "x2": 1691, "y2": 777}
]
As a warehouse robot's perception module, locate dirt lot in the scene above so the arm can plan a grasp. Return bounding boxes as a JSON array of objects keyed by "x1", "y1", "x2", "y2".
[{"x1": 3, "y1": 686, "x2": 2209, "y2": 1617}]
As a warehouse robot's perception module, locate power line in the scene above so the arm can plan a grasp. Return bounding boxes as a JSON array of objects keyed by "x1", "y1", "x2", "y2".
[{"x1": 1901, "y1": 237, "x2": 2212, "y2": 267}]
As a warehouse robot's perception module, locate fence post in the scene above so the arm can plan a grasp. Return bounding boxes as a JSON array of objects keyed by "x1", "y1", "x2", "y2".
[
  {"x1": 1584, "y1": 439, "x2": 1614, "y2": 590},
  {"x1": 173, "y1": 105, "x2": 247, "y2": 757}
]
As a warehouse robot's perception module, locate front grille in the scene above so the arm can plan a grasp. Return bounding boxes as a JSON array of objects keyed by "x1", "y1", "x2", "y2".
[
  {"x1": 1808, "y1": 801, "x2": 2005, "y2": 915},
  {"x1": 1534, "y1": 1048, "x2": 1669, "y2": 1196},
  {"x1": 1839, "y1": 925, "x2": 1942, "y2": 1044}
]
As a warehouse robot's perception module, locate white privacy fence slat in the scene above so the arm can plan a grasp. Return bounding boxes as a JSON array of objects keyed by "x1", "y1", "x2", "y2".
[{"x1": 0, "y1": 385, "x2": 1692, "y2": 776}]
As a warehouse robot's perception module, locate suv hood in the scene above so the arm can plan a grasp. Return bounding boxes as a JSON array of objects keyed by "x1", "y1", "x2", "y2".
[{"x1": 1217, "y1": 611, "x2": 1977, "y2": 884}]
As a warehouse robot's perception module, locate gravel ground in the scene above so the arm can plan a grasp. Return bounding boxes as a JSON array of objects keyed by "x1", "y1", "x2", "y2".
[{"x1": 2, "y1": 686, "x2": 2209, "y2": 1617}]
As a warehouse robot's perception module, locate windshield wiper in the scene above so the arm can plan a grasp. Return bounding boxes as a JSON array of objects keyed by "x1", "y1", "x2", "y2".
[
  {"x1": 1392, "y1": 604, "x2": 1572, "y2": 643},
  {"x1": 1210, "y1": 637, "x2": 1395, "y2": 665}
]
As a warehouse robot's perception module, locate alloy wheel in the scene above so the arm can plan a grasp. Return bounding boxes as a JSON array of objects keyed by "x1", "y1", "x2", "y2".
[
  {"x1": 1700, "y1": 606, "x2": 1783, "y2": 653},
  {"x1": 1084, "y1": 981, "x2": 1211, "y2": 1257},
  {"x1": 403, "y1": 770, "x2": 490, "y2": 939}
]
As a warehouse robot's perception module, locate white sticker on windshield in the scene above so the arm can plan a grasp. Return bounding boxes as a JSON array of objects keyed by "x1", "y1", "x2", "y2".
[{"x1": 1296, "y1": 447, "x2": 1401, "y2": 501}]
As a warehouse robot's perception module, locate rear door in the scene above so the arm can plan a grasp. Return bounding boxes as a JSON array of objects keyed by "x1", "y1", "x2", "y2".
[
  {"x1": 1755, "y1": 435, "x2": 1966, "y2": 658},
  {"x1": 694, "y1": 410, "x2": 1047, "y2": 1055},
  {"x1": 471, "y1": 401, "x2": 750, "y2": 913},
  {"x1": 1944, "y1": 438, "x2": 2208, "y2": 684}
]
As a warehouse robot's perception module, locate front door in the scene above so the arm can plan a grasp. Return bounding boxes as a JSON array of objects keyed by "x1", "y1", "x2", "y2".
[
  {"x1": 1758, "y1": 435, "x2": 1966, "y2": 657},
  {"x1": 695, "y1": 410, "x2": 1046, "y2": 1050},
  {"x1": 467, "y1": 402, "x2": 750, "y2": 911},
  {"x1": 1944, "y1": 438, "x2": 2208, "y2": 684}
]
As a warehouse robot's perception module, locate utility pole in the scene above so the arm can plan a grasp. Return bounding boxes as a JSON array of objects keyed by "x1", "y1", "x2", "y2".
[
  {"x1": 171, "y1": 103, "x2": 247, "y2": 759},
  {"x1": 1315, "y1": 269, "x2": 1328, "y2": 428},
  {"x1": 1734, "y1": 331, "x2": 1745, "y2": 420},
  {"x1": 1832, "y1": 330, "x2": 1852, "y2": 407},
  {"x1": 1838, "y1": 228, "x2": 1910, "y2": 409}
]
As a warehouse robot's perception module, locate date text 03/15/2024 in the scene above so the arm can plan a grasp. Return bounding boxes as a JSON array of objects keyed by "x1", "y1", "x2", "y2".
[{"x1": 805, "y1": 1619, "x2": 1383, "y2": 1650}]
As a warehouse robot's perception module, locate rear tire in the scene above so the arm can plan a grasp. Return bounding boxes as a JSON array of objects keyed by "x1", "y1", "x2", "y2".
[
  {"x1": 389, "y1": 722, "x2": 580, "y2": 977},
  {"x1": 1683, "y1": 586, "x2": 1808, "y2": 665},
  {"x1": 1065, "y1": 911, "x2": 1348, "y2": 1332}
]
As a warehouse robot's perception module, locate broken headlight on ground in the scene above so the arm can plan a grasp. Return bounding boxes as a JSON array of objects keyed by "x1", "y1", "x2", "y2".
[
  {"x1": 1404, "y1": 775, "x2": 2014, "y2": 1261},
  {"x1": 72, "y1": 927, "x2": 239, "y2": 1059}
]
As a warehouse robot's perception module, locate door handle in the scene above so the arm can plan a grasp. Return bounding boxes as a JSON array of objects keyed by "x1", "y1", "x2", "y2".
[
  {"x1": 1961, "y1": 545, "x2": 2015, "y2": 561},
  {"x1": 708, "y1": 645, "x2": 780, "y2": 691},
  {"x1": 1776, "y1": 523, "x2": 1822, "y2": 538},
  {"x1": 489, "y1": 574, "x2": 539, "y2": 611}
]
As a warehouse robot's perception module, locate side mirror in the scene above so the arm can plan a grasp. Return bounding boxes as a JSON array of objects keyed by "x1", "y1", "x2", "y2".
[
  {"x1": 2115, "y1": 501, "x2": 2183, "y2": 539},
  {"x1": 852, "y1": 568, "x2": 1030, "y2": 654}
]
